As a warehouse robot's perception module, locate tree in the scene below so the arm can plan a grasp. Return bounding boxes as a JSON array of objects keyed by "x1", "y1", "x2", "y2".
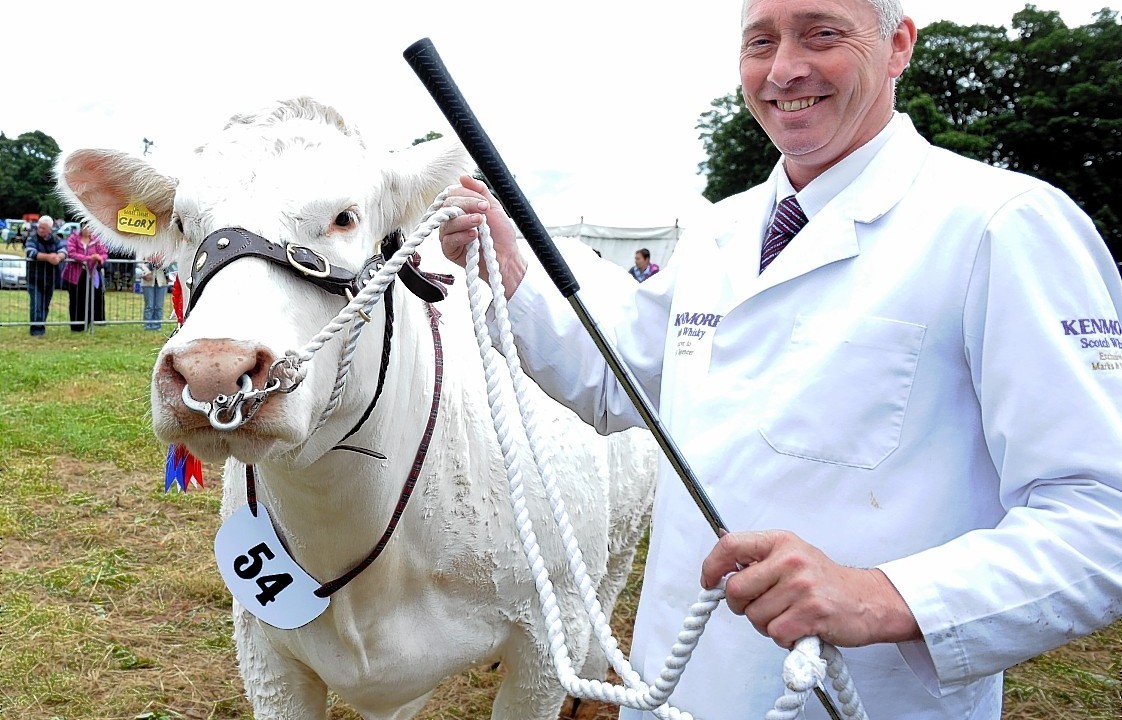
[
  {"x1": 696, "y1": 6, "x2": 1122, "y2": 259},
  {"x1": 411, "y1": 130, "x2": 444, "y2": 146},
  {"x1": 895, "y1": 20, "x2": 1018, "y2": 164},
  {"x1": 990, "y1": 7, "x2": 1122, "y2": 255},
  {"x1": 697, "y1": 89, "x2": 777, "y2": 202},
  {"x1": 0, "y1": 130, "x2": 67, "y2": 220}
]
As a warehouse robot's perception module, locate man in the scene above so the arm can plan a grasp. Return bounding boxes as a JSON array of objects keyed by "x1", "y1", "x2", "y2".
[
  {"x1": 25, "y1": 215, "x2": 67, "y2": 336},
  {"x1": 440, "y1": 0, "x2": 1122, "y2": 717},
  {"x1": 629, "y1": 248, "x2": 660, "y2": 282}
]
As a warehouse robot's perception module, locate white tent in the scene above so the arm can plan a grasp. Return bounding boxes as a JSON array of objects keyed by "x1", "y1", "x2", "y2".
[
  {"x1": 538, "y1": 222, "x2": 682, "y2": 271},
  {"x1": 519, "y1": 169, "x2": 713, "y2": 270}
]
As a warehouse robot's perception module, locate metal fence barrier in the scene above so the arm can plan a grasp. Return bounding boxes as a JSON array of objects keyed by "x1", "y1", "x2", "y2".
[{"x1": 0, "y1": 257, "x2": 175, "y2": 332}]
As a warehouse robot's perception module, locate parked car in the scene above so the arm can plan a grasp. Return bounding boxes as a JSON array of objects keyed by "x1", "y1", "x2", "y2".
[
  {"x1": 57, "y1": 221, "x2": 81, "y2": 239},
  {"x1": 0, "y1": 255, "x2": 28, "y2": 289}
]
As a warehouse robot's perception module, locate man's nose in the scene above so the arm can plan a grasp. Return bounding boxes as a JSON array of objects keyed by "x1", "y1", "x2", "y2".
[{"x1": 767, "y1": 40, "x2": 811, "y2": 88}]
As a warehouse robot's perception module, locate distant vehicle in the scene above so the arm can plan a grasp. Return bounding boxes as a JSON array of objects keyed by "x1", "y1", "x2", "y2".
[
  {"x1": 0, "y1": 255, "x2": 28, "y2": 289},
  {"x1": 1, "y1": 219, "x2": 26, "y2": 243},
  {"x1": 58, "y1": 221, "x2": 81, "y2": 239}
]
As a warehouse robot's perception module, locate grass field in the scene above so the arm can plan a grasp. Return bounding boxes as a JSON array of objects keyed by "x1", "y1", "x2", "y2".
[{"x1": 0, "y1": 326, "x2": 1118, "y2": 719}]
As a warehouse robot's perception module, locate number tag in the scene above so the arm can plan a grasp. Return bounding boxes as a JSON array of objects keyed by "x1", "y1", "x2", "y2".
[{"x1": 214, "y1": 504, "x2": 329, "y2": 629}]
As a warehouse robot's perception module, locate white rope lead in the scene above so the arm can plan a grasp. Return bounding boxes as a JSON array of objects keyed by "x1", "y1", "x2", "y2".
[
  {"x1": 462, "y1": 207, "x2": 868, "y2": 720},
  {"x1": 269, "y1": 188, "x2": 868, "y2": 719}
]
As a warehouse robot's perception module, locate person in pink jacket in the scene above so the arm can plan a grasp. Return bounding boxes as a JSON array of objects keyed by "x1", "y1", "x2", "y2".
[{"x1": 62, "y1": 223, "x2": 108, "y2": 331}]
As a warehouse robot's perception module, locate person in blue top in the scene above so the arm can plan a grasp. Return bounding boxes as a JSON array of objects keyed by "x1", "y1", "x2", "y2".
[
  {"x1": 24, "y1": 215, "x2": 67, "y2": 336},
  {"x1": 629, "y1": 248, "x2": 660, "y2": 282}
]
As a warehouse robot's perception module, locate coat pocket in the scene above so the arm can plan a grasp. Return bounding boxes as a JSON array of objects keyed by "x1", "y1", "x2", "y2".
[{"x1": 759, "y1": 314, "x2": 926, "y2": 469}]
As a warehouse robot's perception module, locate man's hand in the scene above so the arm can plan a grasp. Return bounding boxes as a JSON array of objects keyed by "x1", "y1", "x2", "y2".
[
  {"x1": 45, "y1": 253, "x2": 61, "y2": 266},
  {"x1": 439, "y1": 175, "x2": 527, "y2": 300},
  {"x1": 700, "y1": 530, "x2": 922, "y2": 648}
]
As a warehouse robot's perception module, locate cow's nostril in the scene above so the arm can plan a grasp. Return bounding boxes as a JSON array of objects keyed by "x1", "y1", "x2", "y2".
[
  {"x1": 250, "y1": 348, "x2": 274, "y2": 388},
  {"x1": 166, "y1": 340, "x2": 278, "y2": 404}
]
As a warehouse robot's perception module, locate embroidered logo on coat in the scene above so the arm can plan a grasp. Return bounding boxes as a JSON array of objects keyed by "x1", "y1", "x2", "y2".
[
  {"x1": 1060, "y1": 318, "x2": 1122, "y2": 371},
  {"x1": 675, "y1": 312, "x2": 724, "y2": 339},
  {"x1": 675, "y1": 311, "x2": 724, "y2": 356}
]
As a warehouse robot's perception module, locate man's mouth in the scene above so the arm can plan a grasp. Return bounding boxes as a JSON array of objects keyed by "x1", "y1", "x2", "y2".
[{"x1": 775, "y1": 97, "x2": 821, "y2": 112}]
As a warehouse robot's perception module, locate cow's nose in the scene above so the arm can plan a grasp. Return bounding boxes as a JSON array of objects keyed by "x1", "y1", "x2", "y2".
[{"x1": 161, "y1": 339, "x2": 277, "y2": 404}]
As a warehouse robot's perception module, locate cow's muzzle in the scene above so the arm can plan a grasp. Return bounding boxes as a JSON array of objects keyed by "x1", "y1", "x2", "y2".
[{"x1": 156, "y1": 339, "x2": 301, "y2": 431}]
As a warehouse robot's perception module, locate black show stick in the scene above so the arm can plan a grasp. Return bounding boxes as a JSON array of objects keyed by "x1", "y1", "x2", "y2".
[
  {"x1": 404, "y1": 37, "x2": 845, "y2": 720},
  {"x1": 402, "y1": 37, "x2": 726, "y2": 536}
]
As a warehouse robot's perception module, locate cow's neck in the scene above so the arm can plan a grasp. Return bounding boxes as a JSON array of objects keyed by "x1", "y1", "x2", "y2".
[{"x1": 249, "y1": 293, "x2": 442, "y2": 585}]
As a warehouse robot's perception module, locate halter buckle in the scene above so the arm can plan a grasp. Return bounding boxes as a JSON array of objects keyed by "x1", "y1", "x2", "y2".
[{"x1": 286, "y1": 244, "x2": 332, "y2": 279}]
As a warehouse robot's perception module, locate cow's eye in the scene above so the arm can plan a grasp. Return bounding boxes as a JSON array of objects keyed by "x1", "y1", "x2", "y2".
[
  {"x1": 175, "y1": 217, "x2": 184, "y2": 233},
  {"x1": 334, "y1": 210, "x2": 358, "y2": 229}
]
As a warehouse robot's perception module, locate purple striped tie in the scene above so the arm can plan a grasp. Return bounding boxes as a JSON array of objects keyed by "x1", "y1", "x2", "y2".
[{"x1": 760, "y1": 195, "x2": 808, "y2": 272}]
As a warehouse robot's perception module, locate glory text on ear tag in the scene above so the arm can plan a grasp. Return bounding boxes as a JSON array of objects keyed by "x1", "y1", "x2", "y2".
[{"x1": 118, "y1": 202, "x2": 158, "y2": 236}]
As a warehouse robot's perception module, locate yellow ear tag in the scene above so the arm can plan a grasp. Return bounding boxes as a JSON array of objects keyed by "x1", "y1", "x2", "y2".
[{"x1": 117, "y1": 202, "x2": 158, "y2": 236}]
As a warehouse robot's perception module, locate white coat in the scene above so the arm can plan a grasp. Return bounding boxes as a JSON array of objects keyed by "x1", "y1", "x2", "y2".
[{"x1": 503, "y1": 115, "x2": 1122, "y2": 719}]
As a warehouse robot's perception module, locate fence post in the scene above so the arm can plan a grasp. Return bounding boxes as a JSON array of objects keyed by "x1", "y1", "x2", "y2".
[{"x1": 86, "y1": 264, "x2": 95, "y2": 334}]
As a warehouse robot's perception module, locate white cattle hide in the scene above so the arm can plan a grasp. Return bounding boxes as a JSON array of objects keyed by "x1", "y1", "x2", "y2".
[{"x1": 57, "y1": 98, "x2": 656, "y2": 720}]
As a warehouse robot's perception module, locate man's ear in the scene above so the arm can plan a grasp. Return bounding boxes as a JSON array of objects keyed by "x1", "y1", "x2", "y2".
[{"x1": 888, "y1": 17, "x2": 918, "y2": 80}]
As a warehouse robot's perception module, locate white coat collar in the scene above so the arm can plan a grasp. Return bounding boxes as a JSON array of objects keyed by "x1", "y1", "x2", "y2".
[{"x1": 709, "y1": 115, "x2": 932, "y2": 306}]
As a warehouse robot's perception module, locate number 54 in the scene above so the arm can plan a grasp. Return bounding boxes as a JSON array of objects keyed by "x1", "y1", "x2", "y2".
[{"x1": 234, "y1": 542, "x2": 294, "y2": 606}]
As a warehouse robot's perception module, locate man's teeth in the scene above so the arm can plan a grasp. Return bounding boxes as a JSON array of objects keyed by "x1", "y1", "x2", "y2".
[{"x1": 777, "y1": 97, "x2": 819, "y2": 112}]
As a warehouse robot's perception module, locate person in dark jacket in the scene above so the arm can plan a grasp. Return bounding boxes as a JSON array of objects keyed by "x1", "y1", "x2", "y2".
[{"x1": 24, "y1": 216, "x2": 67, "y2": 336}]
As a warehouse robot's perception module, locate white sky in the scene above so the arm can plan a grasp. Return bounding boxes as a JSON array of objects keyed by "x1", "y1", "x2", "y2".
[{"x1": 5, "y1": 1, "x2": 1113, "y2": 227}]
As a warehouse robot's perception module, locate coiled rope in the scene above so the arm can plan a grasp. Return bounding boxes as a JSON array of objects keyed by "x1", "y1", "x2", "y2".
[{"x1": 277, "y1": 188, "x2": 868, "y2": 720}]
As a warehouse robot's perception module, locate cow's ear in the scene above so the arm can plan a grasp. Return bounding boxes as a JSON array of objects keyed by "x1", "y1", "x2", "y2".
[
  {"x1": 56, "y1": 149, "x2": 179, "y2": 253},
  {"x1": 378, "y1": 137, "x2": 473, "y2": 236}
]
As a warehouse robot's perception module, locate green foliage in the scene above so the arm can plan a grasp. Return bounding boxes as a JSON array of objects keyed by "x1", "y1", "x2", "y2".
[
  {"x1": 696, "y1": 89, "x2": 778, "y2": 203},
  {"x1": 697, "y1": 5, "x2": 1122, "y2": 259},
  {"x1": 992, "y1": 7, "x2": 1122, "y2": 257},
  {"x1": 0, "y1": 130, "x2": 67, "y2": 220},
  {"x1": 411, "y1": 130, "x2": 444, "y2": 146}
]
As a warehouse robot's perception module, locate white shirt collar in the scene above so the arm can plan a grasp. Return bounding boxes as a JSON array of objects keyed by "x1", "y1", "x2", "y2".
[{"x1": 774, "y1": 112, "x2": 905, "y2": 219}]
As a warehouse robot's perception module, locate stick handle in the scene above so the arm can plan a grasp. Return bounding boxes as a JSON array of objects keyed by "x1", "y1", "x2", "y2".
[{"x1": 404, "y1": 37, "x2": 580, "y2": 298}]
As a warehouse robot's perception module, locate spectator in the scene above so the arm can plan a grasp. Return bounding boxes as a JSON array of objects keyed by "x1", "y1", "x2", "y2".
[
  {"x1": 629, "y1": 248, "x2": 660, "y2": 282},
  {"x1": 139, "y1": 254, "x2": 170, "y2": 331},
  {"x1": 24, "y1": 216, "x2": 67, "y2": 336},
  {"x1": 62, "y1": 223, "x2": 108, "y2": 331}
]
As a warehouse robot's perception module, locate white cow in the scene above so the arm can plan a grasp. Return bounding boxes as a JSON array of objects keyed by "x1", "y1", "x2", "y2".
[{"x1": 58, "y1": 98, "x2": 655, "y2": 720}]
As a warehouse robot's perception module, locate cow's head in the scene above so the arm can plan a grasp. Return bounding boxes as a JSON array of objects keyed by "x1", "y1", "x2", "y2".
[{"x1": 57, "y1": 98, "x2": 470, "y2": 465}]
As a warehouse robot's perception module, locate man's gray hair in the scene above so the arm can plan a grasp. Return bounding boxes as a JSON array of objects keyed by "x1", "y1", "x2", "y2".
[
  {"x1": 38, "y1": 215, "x2": 54, "y2": 227},
  {"x1": 867, "y1": 0, "x2": 905, "y2": 38},
  {"x1": 741, "y1": 0, "x2": 905, "y2": 39}
]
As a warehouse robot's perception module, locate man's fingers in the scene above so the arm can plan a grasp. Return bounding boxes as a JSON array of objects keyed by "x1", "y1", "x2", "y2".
[
  {"x1": 722, "y1": 559, "x2": 783, "y2": 613},
  {"x1": 441, "y1": 213, "x2": 483, "y2": 234},
  {"x1": 700, "y1": 530, "x2": 782, "y2": 588},
  {"x1": 458, "y1": 174, "x2": 489, "y2": 196},
  {"x1": 443, "y1": 194, "x2": 490, "y2": 214}
]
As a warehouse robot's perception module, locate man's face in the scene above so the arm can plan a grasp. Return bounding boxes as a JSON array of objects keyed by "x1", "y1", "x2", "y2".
[
  {"x1": 36, "y1": 221, "x2": 51, "y2": 237},
  {"x1": 739, "y1": 0, "x2": 915, "y2": 187},
  {"x1": 635, "y1": 253, "x2": 649, "y2": 270}
]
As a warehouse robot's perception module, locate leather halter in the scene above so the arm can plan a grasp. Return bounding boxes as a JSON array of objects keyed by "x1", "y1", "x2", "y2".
[
  {"x1": 184, "y1": 225, "x2": 454, "y2": 598},
  {"x1": 183, "y1": 226, "x2": 449, "y2": 317}
]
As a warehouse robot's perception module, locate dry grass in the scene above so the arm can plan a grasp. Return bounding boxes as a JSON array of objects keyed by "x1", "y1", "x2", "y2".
[{"x1": 0, "y1": 326, "x2": 1119, "y2": 719}]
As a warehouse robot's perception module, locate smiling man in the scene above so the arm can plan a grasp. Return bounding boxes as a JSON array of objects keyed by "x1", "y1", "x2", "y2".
[{"x1": 439, "y1": 0, "x2": 1122, "y2": 717}]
